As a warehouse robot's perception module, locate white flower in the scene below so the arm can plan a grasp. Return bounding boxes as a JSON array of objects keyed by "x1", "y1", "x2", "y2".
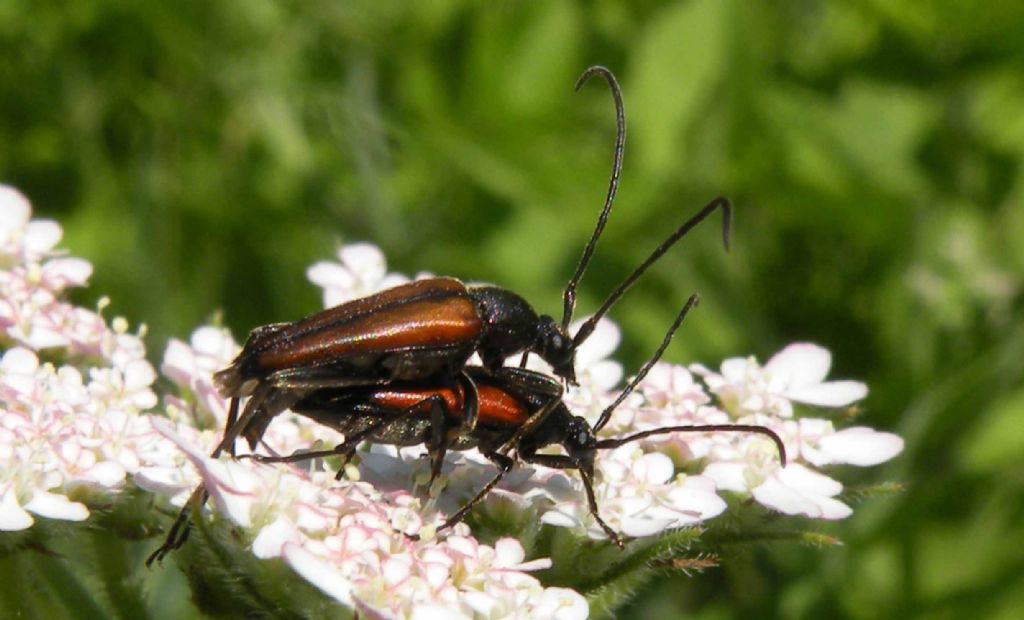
[
  {"x1": 751, "y1": 464, "x2": 853, "y2": 520},
  {"x1": 307, "y1": 242, "x2": 410, "y2": 307},
  {"x1": 162, "y1": 326, "x2": 240, "y2": 424},
  {"x1": 539, "y1": 446, "x2": 726, "y2": 541},
  {"x1": 692, "y1": 343, "x2": 868, "y2": 418}
]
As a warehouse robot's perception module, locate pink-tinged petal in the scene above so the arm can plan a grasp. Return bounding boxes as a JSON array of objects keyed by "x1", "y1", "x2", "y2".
[
  {"x1": 23, "y1": 326, "x2": 70, "y2": 350},
  {"x1": 571, "y1": 317, "x2": 620, "y2": 367},
  {"x1": 666, "y1": 476, "x2": 727, "y2": 520},
  {"x1": 532, "y1": 587, "x2": 589, "y2": 620},
  {"x1": 41, "y1": 258, "x2": 92, "y2": 288},
  {"x1": 338, "y1": 243, "x2": 387, "y2": 283},
  {"x1": 785, "y1": 381, "x2": 868, "y2": 407},
  {"x1": 282, "y1": 543, "x2": 355, "y2": 606},
  {"x1": 160, "y1": 339, "x2": 195, "y2": 386},
  {"x1": 540, "y1": 507, "x2": 582, "y2": 529},
  {"x1": 462, "y1": 591, "x2": 498, "y2": 617},
  {"x1": 765, "y1": 343, "x2": 833, "y2": 389},
  {"x1": 778, "y1": 464, "x2": 843, "y2": 496},
  {"x1": 718, "y1": 357, "x2": 751, "y2": 383},
  {"x1": 23, "y1": 220, "x2": 62, "y2": 254},
  {"x1": 133, "y1": 467, "x2": 193, "y2": 498},
  {"x1": 752, "y1": 465, "x2": 852, "y2": 519},
  {"x1": 410, "y1": 604, "x2": 471, "y2": 620},
  {"x1": 632, "y1": 452, "x2": 675, "y2": 485},
  {"x1": 380, "y1": 273, "x2": 411, "y2": 289},
  {"x1": 124, "y1": 359, "x2": 157, "y2": 392},
  {"x1": 493, "y1": 538, "x2": 526, "y2": 566},
  {"x1": 306, "y1": 261, "x2": 356, "y2": 291},
  {"x1": 1, "y1": 347, "x2": 39, "y2": 374},
  {"x1": 0, "y1": 185, "x2": 31, "y2": 234},
  {"x1": 252, "y1": 517, "x2": 301, "y2": 559},
  {"x1": 586, "y1": 360, "x2": 624, "y2": 392},
  {"x1": 191, "y1": 325, "x2": 237, "y2": 359},
  {"x1": 818, "y1": 427, "x2": 904, "y2": 466},
  {"x1": 382, "y1": 556, "x2": 411, "y2": 587},
  {"x1": 82, "y1": 461, "x2": 127, "y2": 487},
  {"x1": 617, "y1": 510, "x2": 677, "y2": 537},
  {"x1": 0, "y1": 486, "x2": 34, "y2": 530},
  {"x1": 351, "y1": 599, "x2": 398, "y2": 620},
  {"x1": 150, "y1": 417, "x2": 258, "y2": 526},
  {"x1": 23, "y1": 491, "x2": 89, "y2": 522},
  {"x1": 701, "y1": 462, "x2": 750, "y2": 493}
]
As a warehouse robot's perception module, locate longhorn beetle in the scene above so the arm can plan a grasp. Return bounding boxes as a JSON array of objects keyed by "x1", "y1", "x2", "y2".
[
  {"x1": 146, "y1": 66, "x2": 732, "y2": 565},
  {"x1": 248, "y1": 296, "x2": 788, "y2": 548}
]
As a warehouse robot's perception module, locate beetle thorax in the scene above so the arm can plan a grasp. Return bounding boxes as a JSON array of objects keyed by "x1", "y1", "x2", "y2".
[{"x1": 469, "y1": 286, "x2": 541, "y2": 369}]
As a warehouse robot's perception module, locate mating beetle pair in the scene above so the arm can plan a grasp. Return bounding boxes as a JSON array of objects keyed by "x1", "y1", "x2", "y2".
[
  {"x1": 146, "y1": 66, "x2": 776, "y2": 565},
  {"x1": 268, "y1": 297, "x2": 786, "y2": 547}
]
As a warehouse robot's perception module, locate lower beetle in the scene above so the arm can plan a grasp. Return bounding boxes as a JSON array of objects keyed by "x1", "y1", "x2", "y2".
[{"x1": 254, "y1": 296, "x2": 787, "y2": 547}]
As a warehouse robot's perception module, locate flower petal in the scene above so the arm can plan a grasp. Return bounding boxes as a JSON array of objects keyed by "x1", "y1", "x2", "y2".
[
  {"x1": 282, "y1": 543, "x2": 355, "y2": 606},
  {"x1": 818, "y1": 427, "x2": 904, "y2": 466},
  {"x1": 785, "y1": 380, "x2": 868, "y2": 407},
  {"x1": 23, "y1": 491, "x2": 89, "y2": 522},
  {"x1": 765, "y1": 343, "x2": 832, "y2": 388},
  {"x1": 0, "y1": 487, "x2": 34, "y2": 531}
]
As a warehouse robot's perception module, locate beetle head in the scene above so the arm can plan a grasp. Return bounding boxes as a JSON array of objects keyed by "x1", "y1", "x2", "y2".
[
  {"x1": 535, "y1": 314, "x2": 577, "y2": 384},
  {"x1": 563, "y1": 414, "x2": 597, "y2": 474}
]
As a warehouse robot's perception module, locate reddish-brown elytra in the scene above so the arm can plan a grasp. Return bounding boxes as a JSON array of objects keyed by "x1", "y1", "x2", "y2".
[{"x1": 146, "y1": 66, "x2": 732, "y2": 566}]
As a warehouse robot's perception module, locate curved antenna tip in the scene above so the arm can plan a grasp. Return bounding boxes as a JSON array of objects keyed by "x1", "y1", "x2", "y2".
[{"x1": 574, "y1": 65, "x2": 614, "y2": 92}]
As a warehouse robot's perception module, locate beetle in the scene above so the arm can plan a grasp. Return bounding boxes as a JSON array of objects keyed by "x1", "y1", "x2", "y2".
[
  {"x1": 211, "y1": 65, "x2": 732, "y2": 460},
  {"x1": 246, "y1": 296, "x2": 788, "y2": 547}
]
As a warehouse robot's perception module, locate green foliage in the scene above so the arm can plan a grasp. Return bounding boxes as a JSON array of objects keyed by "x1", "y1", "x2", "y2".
[{"x1": 2, "y1": 0, "x2": 1023, "y2": 617}]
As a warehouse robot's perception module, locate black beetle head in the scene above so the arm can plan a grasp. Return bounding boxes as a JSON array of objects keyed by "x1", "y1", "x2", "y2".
[
  {"x1": 564, "y1": 414, "x2": 597, "y2": 474},
  {"x1": 536, "y1": 314, "x2": 576, "y2": 384}
]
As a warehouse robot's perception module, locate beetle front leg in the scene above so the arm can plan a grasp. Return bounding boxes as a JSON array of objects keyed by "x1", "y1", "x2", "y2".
[
  {"x1": 432, "y1": 451, "x2": 515, "y2": 534},
  {"x1": 520, "y1": 450, "x2": 625, "y2": 548}
]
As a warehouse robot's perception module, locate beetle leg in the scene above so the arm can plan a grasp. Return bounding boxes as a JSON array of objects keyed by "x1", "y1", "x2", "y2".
[
  {"x1": 493, "y1": 377, "x2": 564, "y2": 456},
  {"x1": 434, "y1": 451, "x2": 516, "y2": 534},
  {"x1": 427, "y1": 373, "x2": 477, "y2": 486},
  {"x1": 213, "y1": 382, "x2": 274, "y2": 458},
  {"x1": 224, "y1": 396, "x2": 241, "y2": 457},
  {"x1": 493, "y1": 366, "x2": 563, "y2": 398},
  {"x1": 148, "y1": 382, "x2": 279, "y2": 566},
  {"x1": 146, "y1": 485, "x2": 207, "y2": 567},
  {"x1": 243, "y1": 395, "x2": 453, "y2": 481},
  {"x1": 519, "y1": 450, "x2": 625, "y2": 548},
  {"x1": 267, "y1": 367, "x2": 393, "y2": 391}
]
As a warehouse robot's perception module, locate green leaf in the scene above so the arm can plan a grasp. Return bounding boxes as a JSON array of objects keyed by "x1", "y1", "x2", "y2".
[
  {"x1": 961, "y1": 387, "x2": 1024, "y2": 473},
  {"x1": 628, "y1": 0, "x2": 727, "y2": 180}
]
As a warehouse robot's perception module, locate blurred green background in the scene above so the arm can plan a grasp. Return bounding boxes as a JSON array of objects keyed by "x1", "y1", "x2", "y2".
[{"x1": 2, "y1": 0, "x2": 1023, "y2": 618}]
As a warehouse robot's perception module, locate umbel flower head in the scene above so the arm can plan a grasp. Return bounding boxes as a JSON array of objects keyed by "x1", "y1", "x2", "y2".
[{"x1": 0, "y1": 184, "x2": 903, "y2": 619}]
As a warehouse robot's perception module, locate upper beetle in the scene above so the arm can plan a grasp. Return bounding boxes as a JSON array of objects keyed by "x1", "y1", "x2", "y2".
[{"x1": 213, "y1": 66, "x2": 732, "y2": 455}]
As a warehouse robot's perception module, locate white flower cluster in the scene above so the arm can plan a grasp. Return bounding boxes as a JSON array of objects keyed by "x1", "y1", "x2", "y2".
[
  {"x1": 0, "y1": 187, "x2": 587, "y2": 620},
  {"x1": 0, "y1": 185, "x2": 904, "y2": 620},
  {"x1": 0, "y1": 185, "x2": 160, "y2": 530}
]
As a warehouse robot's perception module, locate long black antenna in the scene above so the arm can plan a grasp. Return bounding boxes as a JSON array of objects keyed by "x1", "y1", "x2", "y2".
[
  {"x1": 561, "y1": 66, "x2": 626, "y2": 333},
  {"x1": 596, "y1": 424, "x2": 788, "y2": 467},
  {"x1": 572, "y1": 196, "x2": 731, "y2": 349},
  {"x1": 593, "y1": 294, "x2": 700, "y2": 432}
]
